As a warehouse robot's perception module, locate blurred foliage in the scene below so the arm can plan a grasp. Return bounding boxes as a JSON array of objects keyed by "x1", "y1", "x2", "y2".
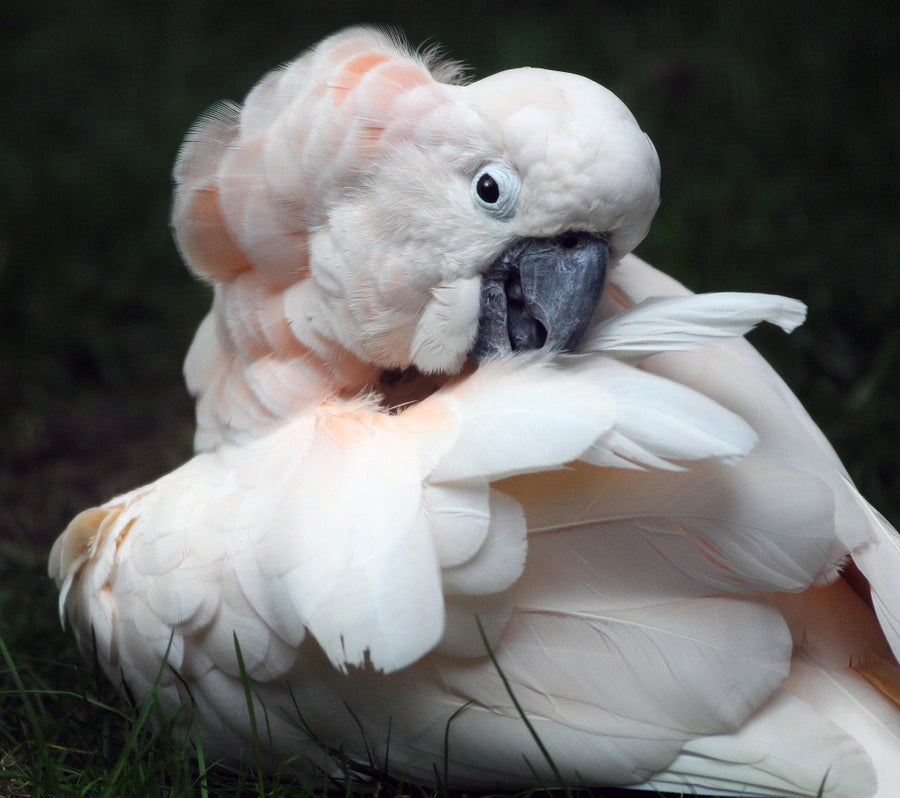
[{"x1": 2, "y1": 0, "x2": 897, "y2": 548}]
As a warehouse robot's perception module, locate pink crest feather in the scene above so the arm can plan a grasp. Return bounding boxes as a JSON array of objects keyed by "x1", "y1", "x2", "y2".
[{"x1": 172, "y1": 29, "x2": 448, "y2": 288}]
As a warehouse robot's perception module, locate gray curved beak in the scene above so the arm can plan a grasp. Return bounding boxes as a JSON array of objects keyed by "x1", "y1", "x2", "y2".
[{"x1": 470, "y1": 231, "x2": 609, "y2": 362}]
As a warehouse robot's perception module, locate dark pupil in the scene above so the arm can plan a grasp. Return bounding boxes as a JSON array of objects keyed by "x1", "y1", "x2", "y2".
[{"x1": 476, "y1": 173, "x2": 500, "y2": 203}]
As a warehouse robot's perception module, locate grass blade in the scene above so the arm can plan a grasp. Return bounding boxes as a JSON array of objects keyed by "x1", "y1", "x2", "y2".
[{"x1": 475, "y1": 615, "x2": 572, "y2": 798}]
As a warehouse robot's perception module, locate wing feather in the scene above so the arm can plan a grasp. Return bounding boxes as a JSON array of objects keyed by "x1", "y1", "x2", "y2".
[
  {"x1": 584, "y1": 291, "x2": 806, "y2": 360},
  {"x1": 436, "y1": 598, "x2": 792, "y2": 783},
  {"x1": 415, "y1": 356, "x2": 757, "y2": 485},
  {"x1": 503, "y1": 458, "x2": 837, "y2": 598},
  {"x1": 641, "y1": 690, "x2": 876, "y2": 798}
]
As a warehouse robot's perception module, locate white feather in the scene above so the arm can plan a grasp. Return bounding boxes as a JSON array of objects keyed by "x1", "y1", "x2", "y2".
[
  {"x1": 583, "y1": 291, "x2": 807, "y2": 360},
  {"x1": 844, "y1": 489, "x2": 900, "y2": 660},
  {"x1": 640, "y1": 690, "x2": 877, "y2": 797}
]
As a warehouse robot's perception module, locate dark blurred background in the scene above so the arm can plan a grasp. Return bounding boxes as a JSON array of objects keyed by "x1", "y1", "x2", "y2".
[{"x1": 2, "y1": 0, "x2": 898, "y2": 554}]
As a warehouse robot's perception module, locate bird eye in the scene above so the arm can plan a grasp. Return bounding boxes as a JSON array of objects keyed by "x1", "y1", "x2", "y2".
[
  {"x1": 471, "y1": 164, "x2": 520, "y2": 219},
  {"x1": 476, "y1": 174, "x2": 500, "y2": 204}
]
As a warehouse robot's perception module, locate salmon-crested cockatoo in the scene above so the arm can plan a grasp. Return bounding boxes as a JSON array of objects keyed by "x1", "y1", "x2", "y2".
[{"x1": 50, "y1": 27, "x2": 900, "y2": 797}]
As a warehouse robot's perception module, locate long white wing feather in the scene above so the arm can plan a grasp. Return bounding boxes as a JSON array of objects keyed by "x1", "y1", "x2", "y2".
[{"x1": 583, "y1": 291, "x2": 806, "y2": 360}]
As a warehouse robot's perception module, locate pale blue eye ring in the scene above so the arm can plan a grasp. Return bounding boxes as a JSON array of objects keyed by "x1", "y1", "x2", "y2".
[{"x1": 471, "y1": 164, "x2": 520, "y2": 218}]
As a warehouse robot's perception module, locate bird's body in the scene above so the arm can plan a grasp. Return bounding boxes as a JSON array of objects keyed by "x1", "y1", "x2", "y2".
[{"x1": 51, "y1": 28, "x2": 900, "y2": 797}]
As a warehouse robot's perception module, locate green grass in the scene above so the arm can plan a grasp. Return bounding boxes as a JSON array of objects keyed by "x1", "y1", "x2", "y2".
[
  {"x1": 2, "y1": 1, "x2": 897, "y2": 796},
  {"x1": 0, "y1": 552, "x2": 381, "y2": 797}
]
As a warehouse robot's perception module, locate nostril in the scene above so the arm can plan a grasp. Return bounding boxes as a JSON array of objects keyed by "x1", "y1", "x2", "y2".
[
  {"x1": 560, "y1": 233, "x2": 579, "y2": 249},
  {"x1": 508, "y1": 315, "x2": 547, "y2": 351}
]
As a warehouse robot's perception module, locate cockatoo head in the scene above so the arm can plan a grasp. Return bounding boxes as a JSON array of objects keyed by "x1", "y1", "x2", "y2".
[{"x1": 173, "y1": 27, "x2": 659, "y2": 380}]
